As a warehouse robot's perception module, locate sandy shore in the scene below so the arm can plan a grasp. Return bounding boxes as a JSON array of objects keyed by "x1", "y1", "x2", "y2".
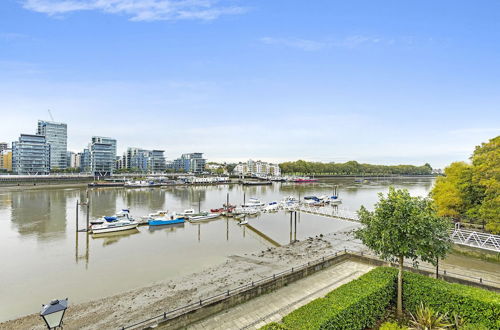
[{"x1": 2, "y1": 225, "x2": 498, "y2": 330}]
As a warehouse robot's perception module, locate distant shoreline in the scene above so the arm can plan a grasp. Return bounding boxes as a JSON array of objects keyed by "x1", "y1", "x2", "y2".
[{"x1": 0, "y1": 175, "x2": 436, "y2": 191}]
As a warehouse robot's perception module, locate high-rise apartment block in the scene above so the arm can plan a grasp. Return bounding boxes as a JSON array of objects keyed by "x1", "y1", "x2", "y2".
[
  {"x1": 12, "y1": 134, "x2": 51, "y2": 174},
  {"x1": 37, "y1": 120, "x2": 67, "y2": 170},
  {"x1": 89, "y1": 136, "x2": 116, "y2": 176}
]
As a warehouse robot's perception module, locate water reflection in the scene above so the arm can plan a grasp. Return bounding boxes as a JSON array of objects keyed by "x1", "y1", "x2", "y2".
[
  {"x1": 10, "y1": 189, "x2": 70, "y2": 240},
  {"x1": 88, "y1": 188, "x2": 118, "y2": 218},
  {"x1": 124, "y1": 189, "x2": 167, "y2": 210},
  {"x1": 0, "y1": 192, "x2": 12, "y2": 210},
  {"x1": 92, "y1": 228, "x2": 140, "y2": 246},
  {"x1": 147, "y1": 222, "x2": 185, "y2": 233}
]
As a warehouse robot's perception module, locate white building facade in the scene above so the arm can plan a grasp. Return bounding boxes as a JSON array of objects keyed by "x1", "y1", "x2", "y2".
[{"x1": 233, "y1": 160, "x2": 281, "y2": 176}]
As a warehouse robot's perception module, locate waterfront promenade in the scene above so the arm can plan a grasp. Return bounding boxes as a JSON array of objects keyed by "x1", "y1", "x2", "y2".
[{"x1": 183, "y1": 261, "x2": 373, "y2": 330}]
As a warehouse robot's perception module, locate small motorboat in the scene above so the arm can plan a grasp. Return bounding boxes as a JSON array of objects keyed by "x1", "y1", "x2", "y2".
[
  {"x1": 91, "y1": 209, "x2": 132, "y2": 225},
  {"x1": 188, "y1": 212, "x2": 220, "y2": 222},
  {"x1": 330, "y1": 196, "x2": 342, "y2": 204},
  {"x1": 238, "y1": 219, "x2": 248, "y2": 225},
  {"x1": 233, "y1": 207, "x2": 260, "y2": 215},
  {"x1": 91, "y1": 218, "x2": 138, "y2": 234},
  {"x1": 141, "y1": 210, "x2": 169, "y2": 220},
  {"x1": 148, "y1": 217, "x2": 185, "y2": 226},
  {"x1": 263, "y1": 202, "x2": 279, "y2": 212},
  {"x1": 242, "y1": 198, "x2": 265, "y2": 208},
  {"x1": 178, "y1": 209, "x2": 196, "y2": 217}
]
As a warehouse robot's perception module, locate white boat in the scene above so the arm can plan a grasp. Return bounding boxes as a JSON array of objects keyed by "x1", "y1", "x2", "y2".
[
  {"x1": 238, "y1": 219, "x2": 248, "y2": 225},
  {"x1": 178, "y1": 209, "x2": 196, "y2": 217},
  {"x1": 91, "y1": 209, "x2": 133, "y2": 225},
  {"x1": 91, "y1": 219, "x2": 138, "y2": 234},
  {"x1": 263, "y1": 202, "x2": 279, "y2": 212},
  {"x1": 141, "y1": 210, "x2": 169, "y2": 220},
  {"x1": 124, "y1": 180, "x2": 160, "y2": 188},
  {"x1": 242, "y1": 198, "x2": 265, "y2": 208},
  {"x1": 330, "y1": 196, "x2": 342, "y2": 204},
  {"x1": 233, "y1": 207, "x2": 260, "y2": 215},
  {"x1": 188, "y1": 212, "x2": 220, "y2": 222},
  {"x1": 280, "y1": 196, "x2": 299, "y2": 210}
]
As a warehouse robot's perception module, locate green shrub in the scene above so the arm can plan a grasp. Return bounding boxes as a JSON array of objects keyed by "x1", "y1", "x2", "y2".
[
  {"x1": 379, "y1": 321, "x2": 408, "y2": 329},
  {"x1": 279, "y1": 267, "x2": 398, "y2": 329},
  {"x1": 260, "y1": 322, "x2": 288, "y2": 329},
  {"x1": 459, "y1": 324, "x2": 489, "y2": 330},
  {"x1": 403, "y1": 271, "x2": 500, "y2": 329}
]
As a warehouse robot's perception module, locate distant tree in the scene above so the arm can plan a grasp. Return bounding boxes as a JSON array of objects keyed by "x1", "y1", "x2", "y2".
[
  {"x1": 226, "y1": 163, "x2": 237, "y2": 173},
  {"x1": 355, "y1": 187, "x2": 452, "y2": 318}
]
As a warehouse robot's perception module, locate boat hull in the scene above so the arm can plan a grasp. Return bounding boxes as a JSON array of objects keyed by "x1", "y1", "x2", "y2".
[
  {"x1": 92, "y1": 223, "x2": 138, "y2": 234},
  {"x1": 148, "y1": 219, "x2": 185, "y2": 226},
  {"x1": 188, "y1": 214, "x2": 219, "y2": 222}
]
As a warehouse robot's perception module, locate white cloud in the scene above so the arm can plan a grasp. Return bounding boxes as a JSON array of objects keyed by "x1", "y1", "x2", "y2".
[
  {"x1": 260, "y1": 35, "x2": 399, "y2": 51},
  {"x1": 260, "y1": 37, "x2": 328, "y2": 52},
  {"x1": 22, "y1": 0, "x2": 247, "y2": 21}
]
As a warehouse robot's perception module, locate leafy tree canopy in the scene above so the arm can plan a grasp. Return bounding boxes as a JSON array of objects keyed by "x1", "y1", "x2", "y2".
[
  {"x1": 279, "y1": 160, "x2": 433, "y2": 176},
  {"x1": 432, "y1": 136, "x2": 499, "y2": 233}
]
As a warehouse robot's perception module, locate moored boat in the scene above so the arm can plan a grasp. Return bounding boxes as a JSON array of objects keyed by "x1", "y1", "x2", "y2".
[
  {"x1": 188, "y1": 212, "x2": 220, "y2": 222},
  {"x1": 91, "y1": 219, "x2": 138, "y2": 234},
  {"x1": 242, "y1": 198, "x2": 265, "y2": 208},
  {"x1": 148, "y1": 217, "x2": 185, "y2": 226}
]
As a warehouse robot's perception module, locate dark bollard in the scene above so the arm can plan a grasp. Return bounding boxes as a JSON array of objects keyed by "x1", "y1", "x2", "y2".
[
  {"x1": 199, "y1": 299, "x2": 202, "y2": 306},
  {"x1": 163, "y1": 312, "x2": 167, "y2": 319}
]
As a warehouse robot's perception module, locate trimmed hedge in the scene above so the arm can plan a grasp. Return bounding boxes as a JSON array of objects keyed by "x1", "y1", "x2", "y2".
[
  {"x1": 403, "y1": 271, "x2": 500, "y2": 329},
  {"x1": 277, "y1": 267, "x2": 398, "y2": 329},
  {"x1": 260, "y1": 323, "x2": 288, "y2": 330}
]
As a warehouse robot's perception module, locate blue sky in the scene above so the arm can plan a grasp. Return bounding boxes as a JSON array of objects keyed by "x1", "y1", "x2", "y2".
[{"x1": 1, "y1": 0, "x2": 499, "y2": 168}]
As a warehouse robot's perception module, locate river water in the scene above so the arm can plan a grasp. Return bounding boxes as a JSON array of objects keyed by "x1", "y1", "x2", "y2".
[{"x1": 0, "y1": 177, "x2": 438, "y2": 321}]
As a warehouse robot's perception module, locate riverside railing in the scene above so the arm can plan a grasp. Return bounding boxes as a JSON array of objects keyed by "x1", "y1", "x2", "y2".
[
  {"x1": 119, "y1": 249, "x2": 499, "y2": 329},
  {"x1": 450, "y1": 226, "x2": 500, "y2": 252}
]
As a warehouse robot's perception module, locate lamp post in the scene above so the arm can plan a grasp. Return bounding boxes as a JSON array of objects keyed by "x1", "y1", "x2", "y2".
[{"x1": 40, "y1": 298, "x2": 68, "y2": 329}]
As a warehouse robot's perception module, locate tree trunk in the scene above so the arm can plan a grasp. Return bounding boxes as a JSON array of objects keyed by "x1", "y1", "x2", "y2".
[
  {"x1": 436, "y1": 257, "x2": 439, "y2": 279},
  {"x1": 397, "y1": 255, "x2": 404, "y2": 318}
]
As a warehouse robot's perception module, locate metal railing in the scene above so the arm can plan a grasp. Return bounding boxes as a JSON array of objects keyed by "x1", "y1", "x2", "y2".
[
  {"x1": 298, "y1": 204, "x2": 359, "y2": 221},
  {"x1": 450, "y1": 226, "x2": 500, "y2": 252},
  {"x1": 119, "y1": 249, "x2": 499, "y2": 329}
]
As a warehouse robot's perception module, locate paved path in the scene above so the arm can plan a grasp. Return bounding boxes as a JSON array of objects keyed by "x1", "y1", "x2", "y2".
[{"x1": 185, "y1": 261, "x2": 374, "y2": 330}]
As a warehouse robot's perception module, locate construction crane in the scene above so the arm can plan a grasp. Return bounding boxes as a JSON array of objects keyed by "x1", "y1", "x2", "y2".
[{"x1": 47, "y1": 109, "x2": 54, "y2": 121}]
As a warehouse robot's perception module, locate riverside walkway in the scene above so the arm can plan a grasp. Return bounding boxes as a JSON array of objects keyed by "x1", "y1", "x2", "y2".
[{"x1": 183, "y1": 261, "x2": 373, "y2": 330}]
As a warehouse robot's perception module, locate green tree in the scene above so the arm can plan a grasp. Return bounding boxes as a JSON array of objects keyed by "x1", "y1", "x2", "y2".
[
  {"x1": 471, "y1": 136, "x2": 500, "y2": 233},
  {"x1": 355, "y1": 187, "x2": 452, "y2": 318},
  {"x1": 431, "y1": 162, "x2": 472, "y2": 219},
  {"x1": 432, "y1": 136, "x2": 499, "y2": 233}
]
